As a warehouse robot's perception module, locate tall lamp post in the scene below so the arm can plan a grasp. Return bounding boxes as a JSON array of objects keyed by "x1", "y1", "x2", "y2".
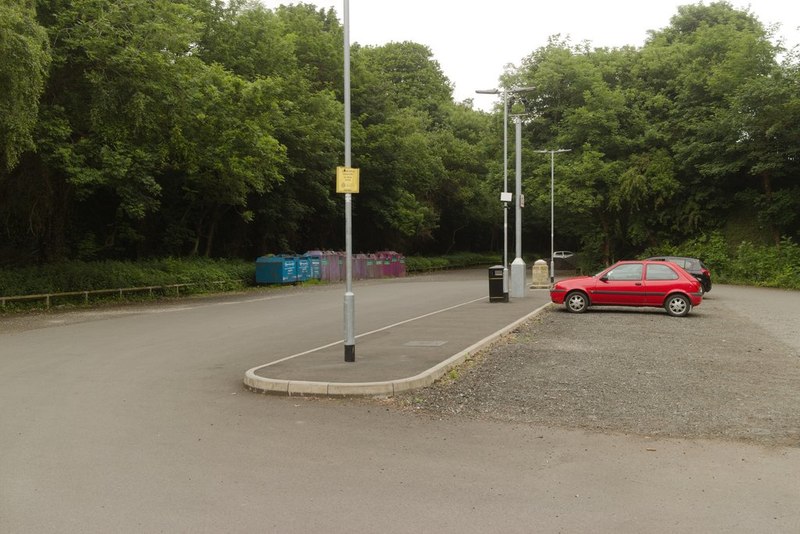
[
  {"x1": 510, "y1": 114, "x2": 526, "y2": 297},
  {"x1": 342, "y1": 0, "x2": 355, "y2": 362},
  {"x1": 534, "y1": 148, "x2": 571, "y2": 283},
  {"x1": 475, "y1": 86, "x2": 535, "y2": 299}
]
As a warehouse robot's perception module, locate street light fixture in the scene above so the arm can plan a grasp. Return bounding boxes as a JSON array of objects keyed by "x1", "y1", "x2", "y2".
[
  {"x1": 534, "y1": 148, "x2": 571, "y2": 284},
  {"x1": 475, "y1": 86, "x2": 535, "y2": 299}
]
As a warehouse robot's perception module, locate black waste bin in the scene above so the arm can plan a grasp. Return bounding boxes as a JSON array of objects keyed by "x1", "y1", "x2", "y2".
[{"x1": 488, "y1": 265, "x2": 508, "y2": 303}]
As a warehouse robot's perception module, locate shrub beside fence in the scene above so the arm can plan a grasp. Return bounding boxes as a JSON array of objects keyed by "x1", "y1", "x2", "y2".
[
  {"x1": 0, "y1": 252, "x2": 503, "y2": 311},
  {"x1": 0, "y1": 281, "x2": 246, "y2": 310}
]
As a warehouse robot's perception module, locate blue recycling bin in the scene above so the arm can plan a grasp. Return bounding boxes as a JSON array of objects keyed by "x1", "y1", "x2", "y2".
[
  {"x1": 304, "y1": 252, "x2": 322, "y2": 280},
  {"x1": 255, "y1": 255, "x2": 298, "y2": 284},
  {"x1": 295, "y1": 256, "x2": 313, "y2": 282}
]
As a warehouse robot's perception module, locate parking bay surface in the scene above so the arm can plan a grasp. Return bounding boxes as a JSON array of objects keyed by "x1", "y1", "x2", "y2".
[
  {"x1": 1, "y1": 276, "x2": 799, "y2": 532},
  {"x1": 399, "y1": 284, "x2": 800, "y2": 446}
]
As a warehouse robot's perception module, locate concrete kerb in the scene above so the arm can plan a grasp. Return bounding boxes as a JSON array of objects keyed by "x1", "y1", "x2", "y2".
[{"x1": 243, "y1": 302, "x2": 554, "y2": 398}]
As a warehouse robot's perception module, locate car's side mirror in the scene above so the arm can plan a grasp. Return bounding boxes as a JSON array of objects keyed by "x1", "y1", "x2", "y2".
[{"x1": 600, "y1": 276, "x2": 608, "y2": 282}]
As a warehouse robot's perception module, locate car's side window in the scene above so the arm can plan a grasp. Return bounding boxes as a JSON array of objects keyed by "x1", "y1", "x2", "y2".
[
  {"x1": 605, "y1": 264, "x2": 643, "y2": 281},
  {"x1": 646, "y1": 264, "x2": 679, "y2": 280}
]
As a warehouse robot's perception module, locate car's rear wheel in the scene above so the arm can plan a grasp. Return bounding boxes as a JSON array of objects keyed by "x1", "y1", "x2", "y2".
[
  {"x1": 565, "y1": 291, "x2": 589, "y2": 313},
  {"x1": 665, "y1": 294, "x2": 690, "y2": 317}
]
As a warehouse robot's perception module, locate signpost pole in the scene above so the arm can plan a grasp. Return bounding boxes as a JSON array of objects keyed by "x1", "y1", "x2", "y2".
[{"x1": 343, "y1": 0, "x2": 355, "y2": 362}]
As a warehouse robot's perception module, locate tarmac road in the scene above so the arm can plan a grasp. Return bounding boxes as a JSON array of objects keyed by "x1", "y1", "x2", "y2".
[{"x1": 1, "y1": 271, "x2": 798, "y2": 533}]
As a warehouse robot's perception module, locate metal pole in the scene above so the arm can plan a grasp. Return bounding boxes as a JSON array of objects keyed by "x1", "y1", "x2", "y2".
[
  {"x1": 535, "y1": 148, "x2": 570, "y2": 284},
  {"x1": 502, "y1": 91, "x2": 509, "y2": 297},
  {"x1": 343, "y1": 0, "x2": 355, "y2": 362},
  {"x1": 515, "y1": 118, "x2": 522, "y2": 261},
  {"x1": 550, "y1": 151, "x2": 555, "y2": 284},
  {"x1": 507, "y1": 87, "x2": 535, "y2": 298},
  {"x1": 510, "y1": 116, "x2": 526, "y2": 297}
]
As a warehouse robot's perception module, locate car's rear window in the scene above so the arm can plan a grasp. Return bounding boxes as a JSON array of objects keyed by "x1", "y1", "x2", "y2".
[
  {"x1": 683, "y1": 259, "x2": 700, "y2": 270},
  {"x1": 646, "y1": 264, "x2": 679, "y2": 280}
]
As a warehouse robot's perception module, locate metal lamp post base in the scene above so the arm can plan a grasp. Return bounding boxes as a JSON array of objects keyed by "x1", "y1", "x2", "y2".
[{"x1": 510, "y1": 258, "x2": 527, "y2": 298}]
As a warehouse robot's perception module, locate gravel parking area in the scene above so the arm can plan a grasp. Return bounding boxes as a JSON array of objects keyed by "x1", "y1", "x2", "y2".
[{"x1": 392, "y1": 287, "x2": 800, "y2": 447}]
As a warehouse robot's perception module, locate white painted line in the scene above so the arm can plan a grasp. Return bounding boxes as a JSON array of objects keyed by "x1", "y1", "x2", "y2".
[
  {"x1": 244, "y1": 301, "x2": 554, "y2": 397},
  {"x1": 247, "y1": 295, "x2": 487, "y2": 372}
]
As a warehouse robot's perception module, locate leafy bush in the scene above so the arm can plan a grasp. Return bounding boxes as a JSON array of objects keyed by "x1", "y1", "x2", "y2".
[
  {"x1": 644, "y1": 232, "x2": 800, "y2": 289},
  {"x1": 643, "y1": 232, "x2": 730, "y2": 275},
  {"x1": 0, "y1": 252, "x2": 502, "y2": 304},
  {"x1": 0, "y1": 258, "x2": 254, "y2": 297},
  {"x1": 725, "y1": 237, "x2": 800, "y2": 289},
  {"x1": 405, "y1": 253, "x2": 500, "y2": 272}
]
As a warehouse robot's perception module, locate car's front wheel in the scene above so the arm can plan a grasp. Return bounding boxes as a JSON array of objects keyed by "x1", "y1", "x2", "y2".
[
  {"x1": 664, "y1": 294, "x2": 691, "y2": 317},
  {"x1": 565, "y1": 291, "x2": 589, "y2": 313}
]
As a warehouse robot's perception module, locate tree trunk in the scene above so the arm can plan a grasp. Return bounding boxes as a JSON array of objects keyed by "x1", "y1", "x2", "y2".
[
  {"x1": 38, "y1": 167, "x2": 72, "y2": 262},
  {"x1": 191, "y1": 220, "x2": 202, "y2": 256},
  {"x1": 601, "y1": 216, "x2": 612, "y2": 265},
  {"x1": 445, "y1": 224, "x2": 466, "y2": 255},
  {"x1": 760, "y1": 171, "x2": 780, "y2": 245},
  {"x1": 204, "y1": 214, "x2": 217, "y2": 258}
]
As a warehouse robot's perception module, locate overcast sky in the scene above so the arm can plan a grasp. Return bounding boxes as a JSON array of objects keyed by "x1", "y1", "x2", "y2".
[{"x1": 258, "y1": 1, "x2": 800, "y2": 111}]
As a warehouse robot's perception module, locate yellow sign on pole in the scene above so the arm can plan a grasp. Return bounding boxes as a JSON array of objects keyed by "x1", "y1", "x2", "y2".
[{"x1": 336, "y1": 166, "x2": 360, "y2": 193}]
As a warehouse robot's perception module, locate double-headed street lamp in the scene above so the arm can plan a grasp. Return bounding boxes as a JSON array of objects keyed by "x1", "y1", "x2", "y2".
[
  {"x1": 534, "y1": 148, "x2": 571, "y2": 283},
  {"x1": 475, "y1": 86, "x2": 535, "y2": 299}
]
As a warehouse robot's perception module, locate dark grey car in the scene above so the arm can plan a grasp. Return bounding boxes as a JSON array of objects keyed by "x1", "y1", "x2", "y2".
[{"x1": 645, "y1": 256, "x2": 712, "y2": 292}]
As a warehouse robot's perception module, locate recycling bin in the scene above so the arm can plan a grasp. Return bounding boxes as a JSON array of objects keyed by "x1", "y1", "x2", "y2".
[
  {"x1": 324, "y1": 251, "x2": 339, "y2": 281},
  {"x1": 376, "y1": 251, "x2": 406, "y2": 277},
  {"x1": 296, "y1": 256, "x2": 313, "y2": 282},
  {"x1": 336, "y1": 252, "x2": 347, "y2": 281},
  {"x1": 255, "y1": 255, "x2": 297, "y2": 284},
  {"x1": 379, "y1": 252, "x2": 393, "y2": 277},
  {"x1": 354, "y1": 253, "x2": 368, "y2": 280},
  {"x1": 367, "y1": 254, "x2": 381, "y2": 279},
  {"x1": 304, "y1": 251, "x2": 323, "y2": 280},
  {"x1": 488, "y1": 265, "x2": 508, "y2": 303}
]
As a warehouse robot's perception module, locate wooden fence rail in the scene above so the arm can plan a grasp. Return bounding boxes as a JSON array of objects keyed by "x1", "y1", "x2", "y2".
[{"x1": 0, "y1": 280, "x2": 242, "y2": 309}]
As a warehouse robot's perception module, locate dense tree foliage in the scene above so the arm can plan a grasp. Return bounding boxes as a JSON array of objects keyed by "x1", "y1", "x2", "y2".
[
  {"x1": 505, "y1": 2, "x2": 799, "y2": 264},
  {"x1": 0, "y1": 1, "x2": 797, "y2": 268},
  {"x1": 0, "y1": 1, "x2": 50, "y2": 172}
]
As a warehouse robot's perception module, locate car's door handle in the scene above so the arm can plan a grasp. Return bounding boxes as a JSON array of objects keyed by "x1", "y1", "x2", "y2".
[{"x1": 635, "y1": 282, "x2": 642, "y2": 286}]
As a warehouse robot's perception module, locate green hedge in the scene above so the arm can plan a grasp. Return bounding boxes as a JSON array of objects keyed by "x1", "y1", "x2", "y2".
[
  {"x1": 3, "y1": 242, "x2": 794, "y2": 305},
  {"x1": 404, "y1": 253, "x2": 501, "y2": 272},
  {"x1": 0, "y1": 253, "x2": 501, "y2": 302},
  {"x1": 0, "y1": 258, "x2": 254, "y2": 297},
  {"x1": 644, "y1": 233, "x2": 800, "y2": 290}
]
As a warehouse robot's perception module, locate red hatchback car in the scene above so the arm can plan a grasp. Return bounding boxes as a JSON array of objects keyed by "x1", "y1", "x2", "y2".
[{"x1": 550, "y1": 260, "x2": 703, "y2": 317}]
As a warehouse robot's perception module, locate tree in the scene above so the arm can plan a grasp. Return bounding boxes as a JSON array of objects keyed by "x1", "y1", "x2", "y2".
[
  {"x1": 429, "y1": 103, "x2": 498, "y2": 254},
  {"x1": 641, "y1": 1, "x2": 780, "y2": 233},
  {"x1": 161, "y1": 64, "x2": 286, "y2": 257},
  {"x1": 349, "y1": 41, "x2": 475, "y2": 252},
  {"x1": 3, "y1": 0, "x2": 202, "y2": 260},
  {"x1": 707, "y1": 60, "x2": 800, "y2": 242},
  {"x1": 513, "y1": 38, "x2": 674, "y2": 261},
  {"x1": 194, "y1": 2, "x2": 344, "y2": 255},
  {"x1": 0, "y1": 0, "x2": 50, "y2": 171}
]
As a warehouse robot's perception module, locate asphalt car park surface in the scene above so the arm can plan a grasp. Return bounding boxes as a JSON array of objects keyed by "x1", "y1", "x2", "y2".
[
  {"x1": 2, "y1": 275, "x2": 798, "y2": 532},
  {"x1": 393, "y1": 284, "x2": 800, "y2": 448}
]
